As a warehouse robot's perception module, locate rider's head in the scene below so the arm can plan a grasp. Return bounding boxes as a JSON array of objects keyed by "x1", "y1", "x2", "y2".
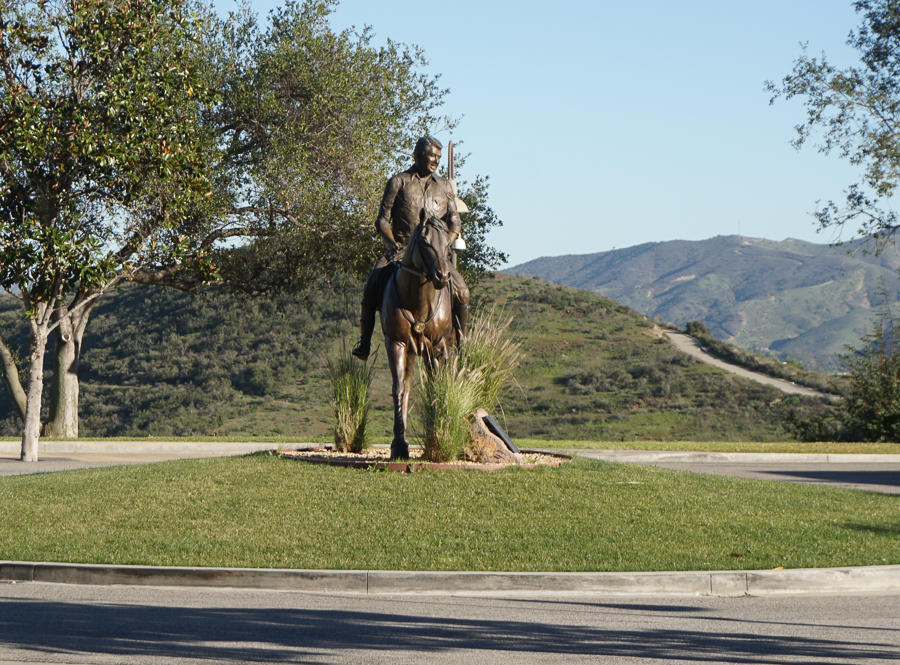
[{"x1": 413, "y1": 136, "x2": 442, "y2": 177}]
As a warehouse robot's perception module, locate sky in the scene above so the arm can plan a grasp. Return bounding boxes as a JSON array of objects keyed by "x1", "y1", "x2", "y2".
[{"x1": 216, "y1": 0, "x2": 867, "y2": 267}]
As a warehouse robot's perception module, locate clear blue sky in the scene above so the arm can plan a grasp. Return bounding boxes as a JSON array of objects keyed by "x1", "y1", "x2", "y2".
[{"x1": 217, "y1": 0, "x2": 867, "y2": 267}]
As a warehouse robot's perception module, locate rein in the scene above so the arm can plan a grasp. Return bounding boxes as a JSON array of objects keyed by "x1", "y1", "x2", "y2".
[{"x1": 393, "y1": 217, "x2": 450, "y2": 334}]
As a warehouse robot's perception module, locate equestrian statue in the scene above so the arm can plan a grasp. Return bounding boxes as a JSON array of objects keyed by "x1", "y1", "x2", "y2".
[{"x1": 352, "y1": 136, "x2": 470, "y2": 460}]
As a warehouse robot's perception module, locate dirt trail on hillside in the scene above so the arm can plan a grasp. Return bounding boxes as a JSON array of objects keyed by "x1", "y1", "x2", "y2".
[{"x1": 663, "y1": 332, "x2": 838, "y2": 400}]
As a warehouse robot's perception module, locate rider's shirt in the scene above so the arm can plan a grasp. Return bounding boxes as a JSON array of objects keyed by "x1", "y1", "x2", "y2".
[{"x1": 376, "y1": 167, "x2": 461, "y2": 247}]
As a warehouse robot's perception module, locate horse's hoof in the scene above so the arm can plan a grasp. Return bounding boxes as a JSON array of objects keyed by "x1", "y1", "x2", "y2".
[
  {"x1": 351, "y1": 343, "x2": 370, "y2": 360},
  {"x1": 390, "y1": 444, "x2": 410, "y2": 460}
]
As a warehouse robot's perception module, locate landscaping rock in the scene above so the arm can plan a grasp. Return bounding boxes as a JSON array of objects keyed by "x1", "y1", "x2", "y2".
[{"x1": 467, "y1": 409, "x2": 524, "y2": 465}]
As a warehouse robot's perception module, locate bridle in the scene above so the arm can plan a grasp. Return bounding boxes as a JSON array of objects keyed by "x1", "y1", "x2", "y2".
[
  {"x1": 396, "y1": 217, "x2": 450, "y2": 282},
  {"x1": 393, "y1": 217, "x2": 451, "y2": 334}
]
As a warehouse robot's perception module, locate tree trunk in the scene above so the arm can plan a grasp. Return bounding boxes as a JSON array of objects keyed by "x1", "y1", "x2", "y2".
[
  {"x1": 43, "y1": 295, "x2": 94, "y2": 439},
  {"x1": 21, "y1": 308, "x2": 50, "y2": 462},
  {"x1": 0, "y1": 334, "x2": 26, "y2": 423}
]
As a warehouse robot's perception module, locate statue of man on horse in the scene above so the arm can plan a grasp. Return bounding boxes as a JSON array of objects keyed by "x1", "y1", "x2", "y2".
[
  {"x1": 352, "y1": 135, "x2": 470, "y2": 362},
  {"x1": 352, "y1": 135, "x2": 471, "y2": 459}
]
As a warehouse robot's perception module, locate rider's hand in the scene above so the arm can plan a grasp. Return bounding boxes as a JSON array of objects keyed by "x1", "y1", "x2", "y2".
[{"x1": 389, "y1": 241, "x2": 401, "y2": 256}]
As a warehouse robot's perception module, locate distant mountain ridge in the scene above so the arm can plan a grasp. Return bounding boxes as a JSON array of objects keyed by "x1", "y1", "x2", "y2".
[{"x1": 506, "y1": 235, "x2": 900, "y2": 370}]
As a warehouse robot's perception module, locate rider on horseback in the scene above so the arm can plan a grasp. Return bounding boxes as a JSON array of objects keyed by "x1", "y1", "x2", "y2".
[{"x1": 352, "y1": 136, "x2": 470, "y2": 360}]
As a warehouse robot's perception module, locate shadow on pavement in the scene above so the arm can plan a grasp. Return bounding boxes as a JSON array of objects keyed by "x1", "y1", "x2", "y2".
[
  {"x1": 0, "y1": 597, "x2": 896, "y2": 663},
  {"x1": 764, "y1": 469, "x2": 900, "y2": 490}
]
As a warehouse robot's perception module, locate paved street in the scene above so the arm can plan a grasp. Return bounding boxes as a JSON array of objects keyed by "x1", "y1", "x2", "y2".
[{"x1": 0, "y1": 582, "x2": 898, "y2": 664}]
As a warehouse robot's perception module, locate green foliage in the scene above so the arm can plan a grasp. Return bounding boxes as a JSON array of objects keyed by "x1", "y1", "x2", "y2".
[
  {"x1": 417, "y1": 351, "x2": 482, "y2": 462},
  {"x1": 455, "y1": 175, "x2": 508, "y2": 287},
  {"x1": 483, "y1": 276, "x2": 834, "y2": 442},
  {"x1": 767, "y1": 0, "x2": 900, "y2": 242},
  {"x1": 0, "y1": 274, "x2": 844, "y2": 442},
  {"x1": 415, "y1": 305, "x2": 520, "y2": 462},
  {"x1": 326, "y1": 346, "x2": 375, "y2": 453},
  {"x1": 0, "y1": 280, "x2": 359, "y2": 438},
  {"x1": 780, "y1": 396, "x2": 859, "y2": 442},
  {"x1": 838, "y1": 291, "x2": 900, "y2": 441},
  {"x1": 0, "y1": 0, "x2": 217, "y2": 304},
  {"x1": 684, "y1": 321, "x2": 710, "y2": 336},
  {"x1": 186, "y1": 0, "x2": 465, "y2": 291}
]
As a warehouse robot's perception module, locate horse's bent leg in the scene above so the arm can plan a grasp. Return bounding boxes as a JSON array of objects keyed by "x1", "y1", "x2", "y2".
[{"x1": 386, "y1": 340, "x2": 410, "y2": 459}]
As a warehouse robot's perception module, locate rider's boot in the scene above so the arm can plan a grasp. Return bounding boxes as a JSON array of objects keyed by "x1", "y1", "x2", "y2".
[
  {"x1": 352, "y1": 300, "x2": 377, "y2": 360},
  {"x1": 452, "y1": 301, "x2": 470, "y2": 348}
]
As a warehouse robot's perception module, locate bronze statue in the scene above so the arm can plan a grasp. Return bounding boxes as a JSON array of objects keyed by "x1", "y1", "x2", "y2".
[
  {"x1": 353, "y1": 136, "x2": 470, "y2": 360},
  {"x1": 353, "y1": 136, "x2": 470, "y2": 458}
]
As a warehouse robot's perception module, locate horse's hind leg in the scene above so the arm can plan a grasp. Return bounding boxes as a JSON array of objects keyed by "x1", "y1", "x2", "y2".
[{"x1": 386, "y1": 340, "x2": 411, "y2": 459}]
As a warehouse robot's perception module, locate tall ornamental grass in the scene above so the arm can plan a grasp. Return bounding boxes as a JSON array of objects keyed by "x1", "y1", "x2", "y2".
[
  {"x1": 325, "y1": 347, "x2": 376, "y2": 453},
  {"x1": 462, "y1": 306, "x2": 521, "y2": 411},
  {"x1": 418, "y1": 351, "x2": 482, "y2": 462},
  {"x1": 417, "y1": 306, "x2": 521, "y2": 462}
]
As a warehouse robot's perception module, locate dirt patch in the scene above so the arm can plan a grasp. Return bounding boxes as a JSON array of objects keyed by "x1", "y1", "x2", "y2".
[{"x1": 280, "y1": 446, "x2": 568, "y2": 472}]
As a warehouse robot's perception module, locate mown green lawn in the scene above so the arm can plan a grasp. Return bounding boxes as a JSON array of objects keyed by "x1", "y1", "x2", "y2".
[{"x1": 1, "y1": 454, "x2": 896, "y2": 572}]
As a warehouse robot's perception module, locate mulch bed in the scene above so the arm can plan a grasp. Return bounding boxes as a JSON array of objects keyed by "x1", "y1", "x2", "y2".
[{"x1": 279, "y1": 446, "x2": 569, "y2": 473}]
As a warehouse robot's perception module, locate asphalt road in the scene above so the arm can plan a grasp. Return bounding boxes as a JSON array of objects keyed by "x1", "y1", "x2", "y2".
[{"x1": 0, "y1": 582, "x2": 898, "y2": 664}]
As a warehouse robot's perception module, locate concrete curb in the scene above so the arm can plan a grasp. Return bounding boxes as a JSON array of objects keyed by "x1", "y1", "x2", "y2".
[{"x1": 2, "y1": 561, "x2": 898, "y2": 597}]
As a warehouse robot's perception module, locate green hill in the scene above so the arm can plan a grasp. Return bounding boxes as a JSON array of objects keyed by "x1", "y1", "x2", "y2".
[
  {"x1": 0, "y1": 275, "x2": 833, "y2": 442},
  {"x1": 507, "y1": 235, "x2": 900, "y2": 371}
]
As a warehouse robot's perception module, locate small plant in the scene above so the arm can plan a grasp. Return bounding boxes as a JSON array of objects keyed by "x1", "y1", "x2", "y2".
[
  {"x1": 417, "y1": 350, "x2": 482, "y2": 462},
  {"x1": 325, "y1": 345, "x2": 376, "y2": 453}
]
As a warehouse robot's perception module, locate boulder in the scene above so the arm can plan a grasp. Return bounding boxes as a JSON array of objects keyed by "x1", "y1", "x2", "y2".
[{"x1": 467, "y1": 409, "x2": 524, "y2": 465}]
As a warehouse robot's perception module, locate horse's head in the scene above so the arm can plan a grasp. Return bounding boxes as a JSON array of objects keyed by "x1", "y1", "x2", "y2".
[{"x1": 407, "y1": 217, "x2": 453, "y2": 289}]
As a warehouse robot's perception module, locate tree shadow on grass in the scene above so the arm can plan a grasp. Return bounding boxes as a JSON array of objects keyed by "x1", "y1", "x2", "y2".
[
  {"x1": 0, "y1": 597, "x2": 897, "y2": 663},
  {"x1": 844, "y1": 522, "x2": 900, "y2": 536}
]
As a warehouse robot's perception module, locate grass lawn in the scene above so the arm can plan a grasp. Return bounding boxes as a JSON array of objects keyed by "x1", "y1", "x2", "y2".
[{"x1": 1, "y1": 454, "x2": 896, "y2": 572}]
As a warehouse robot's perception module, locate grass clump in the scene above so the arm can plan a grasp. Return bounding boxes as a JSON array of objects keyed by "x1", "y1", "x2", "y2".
[
  {"x1": 325, "y1": 347, "x2": 375, "y2": 453},
  {"x1": 417, "y1": 306, "x2": 522, "y2": 462},
  {"x1": 418, "y1": 351, "x2": 481, "y2": 462},
  {"x1": 463, "y1": 306, "x2": 521, "y2": 411}
]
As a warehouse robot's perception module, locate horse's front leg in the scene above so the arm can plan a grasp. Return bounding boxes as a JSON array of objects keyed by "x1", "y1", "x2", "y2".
[{"x1": 386, "y1": 340, "x2": 411, "y2": 460}]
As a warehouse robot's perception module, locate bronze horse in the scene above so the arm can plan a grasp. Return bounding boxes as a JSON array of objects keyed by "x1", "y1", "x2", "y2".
[{"x1": 380, "y1": 217, "x2": 456, "y2": 459}]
